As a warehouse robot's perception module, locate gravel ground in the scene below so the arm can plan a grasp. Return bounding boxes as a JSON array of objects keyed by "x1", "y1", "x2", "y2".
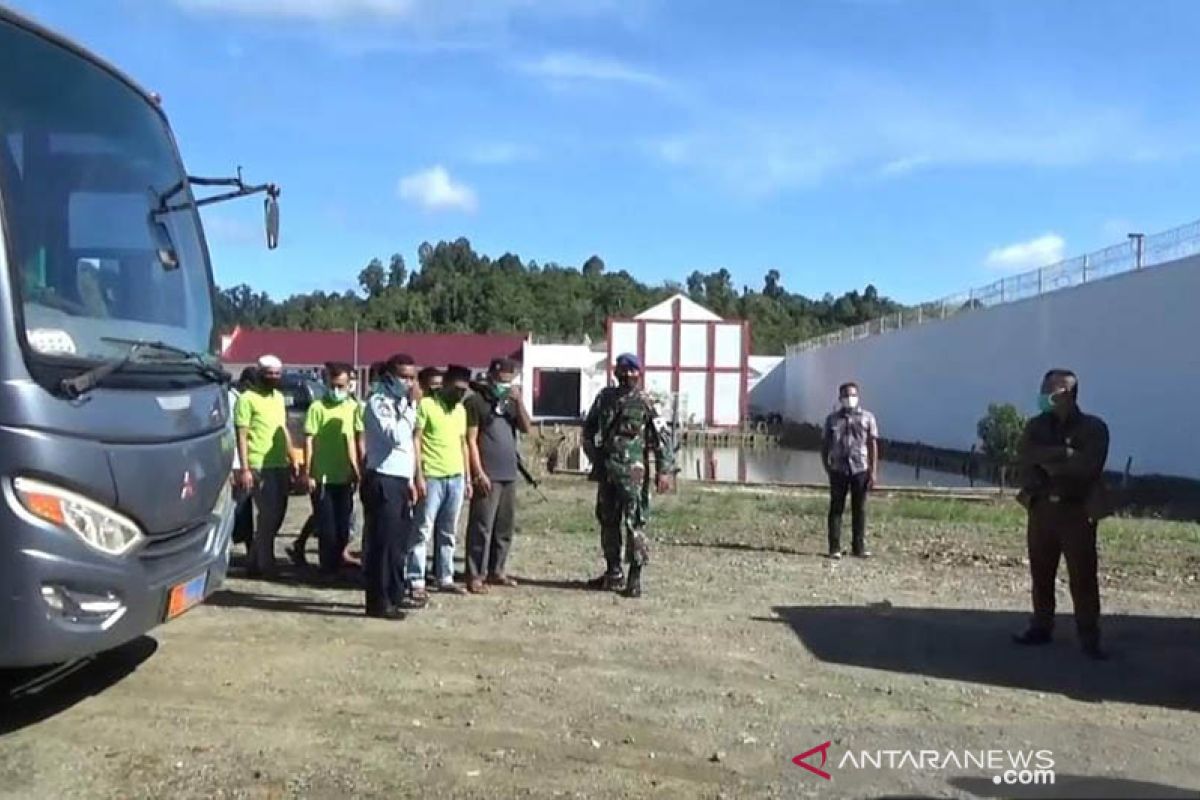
[{"x1": 2, "y1": 479, "x2": 1198, "y2": 799}]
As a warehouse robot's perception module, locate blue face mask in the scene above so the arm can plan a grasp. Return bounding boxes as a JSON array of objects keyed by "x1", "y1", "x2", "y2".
[
  {"x1": 330, "y1": 388, "x2": 350, "y2": 403},
  {"x1": 382, "y1": 375, "x2": 410, "y2": 400}
]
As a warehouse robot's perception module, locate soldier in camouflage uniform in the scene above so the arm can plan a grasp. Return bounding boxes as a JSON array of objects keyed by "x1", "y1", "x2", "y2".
[{"x1": 582, "y1": 353, "x2": 675, "y2": 598}]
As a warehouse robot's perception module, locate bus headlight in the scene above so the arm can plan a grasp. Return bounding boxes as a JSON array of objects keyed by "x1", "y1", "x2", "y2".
[{"x1": 12, "y1": 477, "x2": 144, "y2": 557}]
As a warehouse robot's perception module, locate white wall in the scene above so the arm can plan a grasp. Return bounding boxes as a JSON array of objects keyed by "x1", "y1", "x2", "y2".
[
  {"x1": 784, "y1": 254, "x2": 1200, "y2": 478},
  {"x1": 748, "y1": 356, "x2": 785, "y2": 417}
]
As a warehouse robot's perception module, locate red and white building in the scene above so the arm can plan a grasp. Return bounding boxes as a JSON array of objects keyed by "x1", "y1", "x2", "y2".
[{"x1": 606, "y1": 294, "x2": 750, "y2": 428}]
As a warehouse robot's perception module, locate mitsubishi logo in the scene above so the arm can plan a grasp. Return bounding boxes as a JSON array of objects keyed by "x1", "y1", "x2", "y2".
[{"x1": 180, "y1": 470, "x2": 197, "y2": 501}]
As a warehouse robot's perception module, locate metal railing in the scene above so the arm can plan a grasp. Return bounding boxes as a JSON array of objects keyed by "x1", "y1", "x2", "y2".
[{"x1": 786, "y1": 218, "x2": 1200, "y2": 355}]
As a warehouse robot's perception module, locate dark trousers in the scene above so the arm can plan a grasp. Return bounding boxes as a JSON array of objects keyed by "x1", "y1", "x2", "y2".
[
  {"x1": 1027, "y1": 501, "x2": 1101, "y2": 645},
  {"x1": 248, "y1": 468, "x2": 290, "y2": 574},
  {"x1": 232, "y1": 492, "x2": 254, "y2": 546},
  {"x1": 311, "y1": 483, "x2": 354, "y2": 573},
  {"x1": 363, "y1": 471, "x2": 413, "y2": 611},
  {"x1": 828, "y1": 470, "x2": 869, "y2": 554},
  {"x1": 360, "y1": 480, "x2": 375, "y2": 556},
  {"x1": 596, "y1": 479, "x2": 648, "y2": 570},
  {"x1": 466, "y1": 480, "x2": 517, "y2": 580}
]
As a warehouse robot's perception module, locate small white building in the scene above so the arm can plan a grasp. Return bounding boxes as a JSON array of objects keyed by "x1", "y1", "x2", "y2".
[{"x1": 519, "y1": 341, "x2": 607, "y2": 421}]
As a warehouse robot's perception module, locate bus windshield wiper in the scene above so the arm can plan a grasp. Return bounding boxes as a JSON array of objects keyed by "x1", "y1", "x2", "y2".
[{"x1": 61, "y1": 339, "x2": 227, "y2": 399}]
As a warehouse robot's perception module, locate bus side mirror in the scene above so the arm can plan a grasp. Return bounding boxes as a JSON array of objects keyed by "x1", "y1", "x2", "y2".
[{"x1": 264, "y1": 193, "x2": 280, "y2": 250}]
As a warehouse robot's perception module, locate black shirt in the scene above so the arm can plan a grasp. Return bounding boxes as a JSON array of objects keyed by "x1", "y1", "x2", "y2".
[
  {"x1": 1018, "y1": 408, "x2": 1110, "y2": 503},
  {"x1": 465, "y1": 388, "x2": 520, "y2": 483}
]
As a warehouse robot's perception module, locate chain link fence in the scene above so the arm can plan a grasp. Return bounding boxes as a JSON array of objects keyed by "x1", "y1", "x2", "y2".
[{"x1": 786, "y1": 219, "x2": 1200, "y2": 355}]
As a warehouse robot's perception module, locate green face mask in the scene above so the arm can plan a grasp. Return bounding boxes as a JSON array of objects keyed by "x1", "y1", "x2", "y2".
[
  {"x1": 493, "y1": 382, "x2": 511, "y2": 400},
  {"x1": 1037, "y1": 392, "x2": 1055, "y2": 413}
]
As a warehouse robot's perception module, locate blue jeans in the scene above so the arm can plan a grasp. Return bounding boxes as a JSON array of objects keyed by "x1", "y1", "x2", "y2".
[{"x1": 407, "y1": 475, "x2": 465, "y2": 588}]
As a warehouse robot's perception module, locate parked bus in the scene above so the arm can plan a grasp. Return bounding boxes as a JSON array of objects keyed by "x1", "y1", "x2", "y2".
[{"x1": 0, "y1": 6, "x2": 278, "y2": 667}]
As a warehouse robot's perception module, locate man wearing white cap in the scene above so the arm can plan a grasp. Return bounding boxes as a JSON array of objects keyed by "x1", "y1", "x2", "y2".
[{"x1": 234, "y1": 354, "x2": 298, "y2": 577}]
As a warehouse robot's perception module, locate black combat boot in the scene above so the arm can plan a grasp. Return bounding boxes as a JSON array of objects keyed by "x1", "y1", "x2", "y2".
[
  {"x1": 623, "y1": 564, "x2": 642, "y2": 598},
  {"x1": 587, "y1": 563, "x2": 624, "y2": 591}
]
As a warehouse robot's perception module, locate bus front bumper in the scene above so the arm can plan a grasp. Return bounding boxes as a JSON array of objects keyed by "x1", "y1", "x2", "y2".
[{"x1": 0, "y1": 490, "x2": 234, "y2": 669}]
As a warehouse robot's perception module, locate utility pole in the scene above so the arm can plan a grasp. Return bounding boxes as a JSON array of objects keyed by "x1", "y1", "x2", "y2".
[
  {"x1": 352, "y1": 321, "x2": 360, "y2": 397},
  {"x1": 1128, "y1": 232, "x2": 1145, "y2": 270}
]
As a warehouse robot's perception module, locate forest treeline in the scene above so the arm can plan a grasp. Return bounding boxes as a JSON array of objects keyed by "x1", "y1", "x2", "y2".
[{"x1": 216, "y1": 237, "x2": 902, "y2": 355}]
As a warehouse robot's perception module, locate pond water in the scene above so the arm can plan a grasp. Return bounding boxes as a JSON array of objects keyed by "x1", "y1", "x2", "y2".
[
  {"x1": 678, "y1": 446, "x2": 992, "y2": 488},
  {"x1": 562, "y1": 445, "x2": 990, "y2": 489}
]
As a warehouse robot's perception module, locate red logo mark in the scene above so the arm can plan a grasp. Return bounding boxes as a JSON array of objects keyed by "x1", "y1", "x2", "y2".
[
  {"x1": 793, "y1": 741, "x2": 833, "y2": 780},
  {"x1": 180, "y1": 470, "x2": 196, "y2": 501}
]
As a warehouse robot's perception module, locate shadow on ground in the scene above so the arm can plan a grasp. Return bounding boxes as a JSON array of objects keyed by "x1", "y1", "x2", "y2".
[
  {"x1": 205, "y1": 589, "x2": 364, "y2": 618},
  {"x1": 769, "y1": 605, "x2": 1200, "y2": 712},
  {"x1": 662, "y1": 539, "x2": 817, "y2": 558},
  {"x1": 0, "y1": 636, "x2": 157, "y2": 736},
  {"x1": 510, "y1": 576, "x2": 595, "y2": 592},
  {"x1": 950, "y1": 773, "x2": 1199, "y2": 799}
]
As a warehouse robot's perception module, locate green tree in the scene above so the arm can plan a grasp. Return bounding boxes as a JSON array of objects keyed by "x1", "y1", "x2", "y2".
[
  {"x1": 387, "y1": 253, "x2": 407, "y2": 288},
  {"x1": 358, "y1": 258, "x2": 386, "y2": 298},
  {"x1": 216, "y1": 242, "x2": 907, "y2": 355},
  {"x1": 977, "y1": 403, "x2": 1026, "y2": 487}
]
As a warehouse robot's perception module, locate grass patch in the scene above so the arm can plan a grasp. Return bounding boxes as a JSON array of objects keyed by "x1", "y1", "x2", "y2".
[{"x1": 516, "y1": 476, "x2": 1200, "y2": 585}]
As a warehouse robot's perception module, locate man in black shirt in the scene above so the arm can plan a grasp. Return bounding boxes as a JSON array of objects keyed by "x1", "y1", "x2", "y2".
[
  {"x1": 464, "y1": 358, "x2": 532, "y2": 593},
  {"x1": 1013, "y1": 368, "x2": 1110, "y2": 660}
]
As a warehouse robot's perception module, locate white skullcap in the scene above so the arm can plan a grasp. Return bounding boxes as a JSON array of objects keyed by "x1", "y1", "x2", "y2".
[{"x1": 257, "y1": 355, "x2": 283, "y2": 370}]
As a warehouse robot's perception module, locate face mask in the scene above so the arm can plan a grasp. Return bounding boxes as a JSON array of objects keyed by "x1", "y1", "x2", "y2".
[
  {"x1": 382, "y1": 375, "x2": 411, "y2": 400},
  {"x1": 442, "y1": 387, "x2": 466, "y2": 406},
  {"x1": 493, "y1": 381, "x2": 512, "y2": 400},
  {"x1": 330, "y1": 388, "x2": 349, "y2": 403},
  {"x1": 261, "y1": 377, "x2": 281, "y2": 391},
  {"x1": 1038, "y1": 392, "x2": 1056, "y2": 414},
  {"x1": 616, "y1": 372, "x2": 638, "y2": 390},
  {"x1": 840, "y1": 395, "x2": 859, "y2": 410}
]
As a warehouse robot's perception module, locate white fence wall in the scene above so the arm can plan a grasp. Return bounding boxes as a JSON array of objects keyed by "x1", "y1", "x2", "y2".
[{"x1": 784, "y1": 253, "x2": 1200, "y2": 479}]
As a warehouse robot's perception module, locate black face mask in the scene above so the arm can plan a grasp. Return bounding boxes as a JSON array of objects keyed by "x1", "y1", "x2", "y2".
[
  {"x1": 441, "y1": 386, "x2": 466, "y2": 406},
  {"x1": 616, "y1": 373, "x2": 639, "y2": 391},
  {"x1": 260, "y1": 377, "x2": 281, "y2": 392}
]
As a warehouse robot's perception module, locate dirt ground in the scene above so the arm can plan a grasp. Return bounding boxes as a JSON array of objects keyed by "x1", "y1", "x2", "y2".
[{"x1": 2, "y1": 479, "x2": 1198, "y2": 800}]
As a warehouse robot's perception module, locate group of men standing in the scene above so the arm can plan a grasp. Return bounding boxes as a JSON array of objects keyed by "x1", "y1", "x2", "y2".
[{"x1": 229, "y1": 354, "x2": 532, "y2": 619}]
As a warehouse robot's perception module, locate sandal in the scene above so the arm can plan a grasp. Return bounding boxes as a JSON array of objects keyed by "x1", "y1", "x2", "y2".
[{"x1": 487, "y1": 574, "x2": 518, "y2": 588}]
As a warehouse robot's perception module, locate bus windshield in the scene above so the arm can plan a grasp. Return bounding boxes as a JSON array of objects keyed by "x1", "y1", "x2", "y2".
[{"x1": 0, "y1": 18, "x2": 214, "y2": 371}]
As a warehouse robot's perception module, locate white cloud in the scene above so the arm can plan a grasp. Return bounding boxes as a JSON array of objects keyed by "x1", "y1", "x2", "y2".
[
  {"x1": 985, "y1": 234, "x2": 1066, "y2": 271},
  {"x1": 646, "y1": 58, "x2": 1187, "y2": 197},
  {"x1": 397, "y1": 165, "x2": 478, "y2": 212},
  {"x1": 878, "y1": 154, "x2": 933, "y2": 178},
  {"x1": 519, "y1": 52, "x2": 669, "y2": 91},
  {"x1": 172, "y1": 0, "x2": 652, "y2": 45},
  {"x1": 466, "y1": 142, "x2": 538, "y2": 165}
]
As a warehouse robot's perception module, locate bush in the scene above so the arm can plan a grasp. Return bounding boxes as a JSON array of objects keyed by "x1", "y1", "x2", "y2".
[{"x1": 977, "y1": 403, "x2": 1026, "y2": 486}]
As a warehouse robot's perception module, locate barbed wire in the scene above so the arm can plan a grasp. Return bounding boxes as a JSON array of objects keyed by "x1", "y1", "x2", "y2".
[{"x1": 786, "y1": 219, "x2": 1200, "y2": 355}]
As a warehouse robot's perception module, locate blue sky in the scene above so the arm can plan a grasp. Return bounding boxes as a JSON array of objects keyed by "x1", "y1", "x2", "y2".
[{"x1": 8, "y1": 0, "x2": 1200, "y2": 304}]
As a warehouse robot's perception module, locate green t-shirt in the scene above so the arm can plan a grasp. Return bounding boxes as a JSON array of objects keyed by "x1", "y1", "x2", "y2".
[
  {"x1": 304, "y1": 397, "x2": 365, "y2": 485},
  {"x1": 416, "y1": 396, "x2": 467, "y2": 478},
  {"x1": 234, "y1": 388, "x2": 289, "y2": 469}
]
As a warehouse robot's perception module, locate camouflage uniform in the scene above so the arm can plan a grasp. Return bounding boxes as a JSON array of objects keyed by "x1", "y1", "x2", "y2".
[{"x1": 582, "y1": 386, "x2": 675, "y2": 582}]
